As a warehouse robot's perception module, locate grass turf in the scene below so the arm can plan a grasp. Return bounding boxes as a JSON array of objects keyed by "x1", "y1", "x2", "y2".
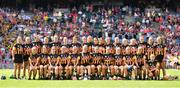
[{"x1": 0, "y1": 69, "x2": 180, "y2": 88}]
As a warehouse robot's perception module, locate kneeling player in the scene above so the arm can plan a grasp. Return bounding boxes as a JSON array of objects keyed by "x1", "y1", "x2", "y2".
[
  {"x1": 48, "y1": 46, "x2": 60, "y2": 80},
  {"x1": 136, "y1": 46, "x2": 147, "y2": 80},
  {"x1": 147, "y1": 54, "x2": 160, "y2": 80},
  {"x1": 70, "y1": 46, "x2": 81, "y2": 79},
  {"x1": 39, "y1": 46, "x2": 49, "y2": 79},
  {"x1": 29, "y1": 47, "x2": 39, "y2": 80}
]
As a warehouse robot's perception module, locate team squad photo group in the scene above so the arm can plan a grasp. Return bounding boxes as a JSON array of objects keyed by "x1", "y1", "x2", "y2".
[{"x1": 11, "y1": 35, "x2": 176, "y2": 80}]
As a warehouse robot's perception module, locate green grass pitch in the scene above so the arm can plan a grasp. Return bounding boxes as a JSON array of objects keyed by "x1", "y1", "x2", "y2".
[{"x1": 0, "y1": 69, "x2": 180, "y2": 88}]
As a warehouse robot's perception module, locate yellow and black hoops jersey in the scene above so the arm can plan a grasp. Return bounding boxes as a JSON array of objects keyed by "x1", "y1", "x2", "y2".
[
  {"x1": 70, "y1": 53, "x2": 81, "y2": 60},
  {"x1": 14, "y1": 43, "x2": 24, "y2": 54},
  {"x1": 60, "y1": 53, "x2": 69, "y2": 58},
  {"x1": 71, "y1": 42, "x2": 81, "y2": 48},
  {"x1": 49, "y1": 54, "x2": 59, "y2": 65},
  {"x1": 91, "y1": 53, "x2": 101, "y2": 57},
  {"x1": 82, "y1": 52, "x2": 90, "y2": 57},
  {"x1": 146, "y1": 44, "x2": 155, "y2": 57},
  {"x1": 23, "y1": 43, "x2": 33, "y2": 55},
  {"x1": 49, "y1": 54, "x2": 59, "y2": 59},
  {"x1": 30, "y1": 54, "x2": 40, "y2": 60},
  {"x1": 61, "y1": 44, "x2": 71, "y2": 48},
  {"x1": 43, "y1": 43, "x2": 51, "y2": 49},
  {"x1": 32, "y1": 41, "x2": 43, "y2": 47},
  {"x1": 30, "y1": 54, "x2": 40, "y2": 65},
  {"x1": 114, "y1": 54, "x2": 123, "y2": 60},
  {"x1": 40, "y1": 53, "x2": 49, "y2": 59},
  {"x1": 105, "y1": 43, "x2": 114, "y2": 48},
  {"x1": 83, "y1": 42, "x2": 93, "y2": 46},
  {"x1": 147, "y1": 59, "x2": 157, "y2": 68},
  {"x1": 92, "y1": 43, "x2": 99, "y2": 47},
  {"x1": 121, "y1": 45, "x2": 128, "y2": 55},
  {"x1": 155, "y1": 44, "x2": 166, "y2": 55},
  {"x1": 114, "y1": 43, "x2": 121, "y2": 47},
  {"x1": 50, "y1": 42, "x2": 60, "y2": 47},
  {"x1": 139, "y1": 42, "x2": 147, "y2": 54},
  {"x1": 124, "y1": 54, "x2": 133, "y2": 65},
  {"x1": 136, "y1": 54, "x2": 145, "y2": 65},
  {"x1": 40, "y1": 53, "x2": 49, "y2": 64},
  {"x1": 104, "y1": 53, "x2": 113, "y2": 60}
]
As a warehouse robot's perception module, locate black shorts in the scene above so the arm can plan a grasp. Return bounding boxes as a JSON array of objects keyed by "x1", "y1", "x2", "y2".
[
  {"x1": 14, "y1": 54, "x2": 23, "y2": 63},
  {"x1": 23, "y1": 55, "x2": 30, "y2": 62},
  {"x1": 155, "y1": 55, "x2": 164, "y2": 62}
]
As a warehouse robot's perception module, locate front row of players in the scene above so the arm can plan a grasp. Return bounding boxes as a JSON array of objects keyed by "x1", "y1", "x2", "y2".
[
  {"x1": 12, "y1": 36, "x2": 165, "y2": 80},
  {"x1": 27, "y1": 46, "x2": 160, "y2": 80}
]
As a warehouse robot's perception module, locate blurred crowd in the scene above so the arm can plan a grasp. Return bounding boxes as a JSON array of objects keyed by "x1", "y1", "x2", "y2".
[{"x1": 0, "y1": 3, "x2": 179, "y2": 69}]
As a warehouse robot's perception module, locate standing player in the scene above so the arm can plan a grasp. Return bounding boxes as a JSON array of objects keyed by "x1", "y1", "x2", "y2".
[
  {"x1": 155, "y1": 36, "x2": 167, "y2": 78},
  {"x1": 32, "y1": 35, "x2": 42, "y2": 54},
  {"x1": 92, "y1": 37, "x2": 99, "y2": 53},
  {"x1": 12, "y1": 36, "x2": 24, "y2": 79},
  {"x1": 51, "y1": 35, "x2": 60, "y2": 54},
  {"x1": 139, "y1": 35, "x2": 147, "y2": 55},
  {"x1": 71, "y1": 36, "x2": 81, "y2": 53},
  {"x1": 22, "y1": 37, "x2": 32, "y2": 79},
  {"x1": 60, "y1": 46, "x2": 69, "y2": 79},
  {"x1": 39, "y1": 46, "x2": 49, "y2": 79},
  {"x1": 146, "y1": 37, "x2": 155, "y2": 78}
]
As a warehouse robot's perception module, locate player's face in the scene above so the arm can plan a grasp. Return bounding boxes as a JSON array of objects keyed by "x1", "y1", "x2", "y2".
[
  {"x1": 116, "y1": 48, "x2": 120, "y2": 54},
  {"x1": 148, "y1": 38, "x2": 153, "y2": 44},
  {"x1": 51, "y1": 47, "x2": 56, "y2": 54},
  {"x1": 126, "y1": 47, "x2": 130, "y2": 54},
  {"x1": 83, "y1": 46, "x2": 88, "y2": 53},
  {"x1": 42, "y1": 46, "x2": 47, "y2": 54},
  {"x1": 63, "y1": 37, "x2": 67, "y2": 44},
  {"x1": 137, "y1": 47, "x2": 142, "y2": 53},
  {"x1": 87, "y1": 36, "x2": 92, "y2": 43},
  {"x1": 82, "y1": 37, "x2": 87, "y2": 43},
  {"x1": 99, "y1": 38, "x2": 104, "y2": 45},
  {"x1": 17, "y1": 37, "x2": 23, "y2": 44},
  {"x1": 32, "y1": 47, "x2": 37, "y2": 54},
  {"x1": 157, "y1": 37, "x2": 162, "y2": 44},
  {"x1": 140, "y1": 36, "x2": 144, "y2": 43},
  {"x1": 94, "y1": 38, "x2": 98, "y2": 44},
  {"x1": 35, "y1": 36, "x2": 40, "y2": 42},
  {"x1": 25, "y1": 37, "x2": 30, "y2": 44},
  {"x1": 44, "y1": 38, "x2": 49, "y2": 44},
  {"x1": 94, "y1": 47, "x2": 98, "y2": 53},
  {"x1": 131, "y1": 39, "x2": 136, "y2": 45},
  {"x1": 73, "y1": 36, "x2": 77, "y2": 43},
  {"x1": 115, "y1": 37, "x2": 119, "y2": 43},
  {"x1": 54, "y1": 36, "x2": 58, "y2": 42},
  {"x1": 106, "y1": 38, "x2": 111, "y2": 44}
]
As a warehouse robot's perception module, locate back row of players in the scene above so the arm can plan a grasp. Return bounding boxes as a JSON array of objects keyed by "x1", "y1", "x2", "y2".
[{"x1": 12, "y1": 35, "x2": 166, "y2": 80}]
